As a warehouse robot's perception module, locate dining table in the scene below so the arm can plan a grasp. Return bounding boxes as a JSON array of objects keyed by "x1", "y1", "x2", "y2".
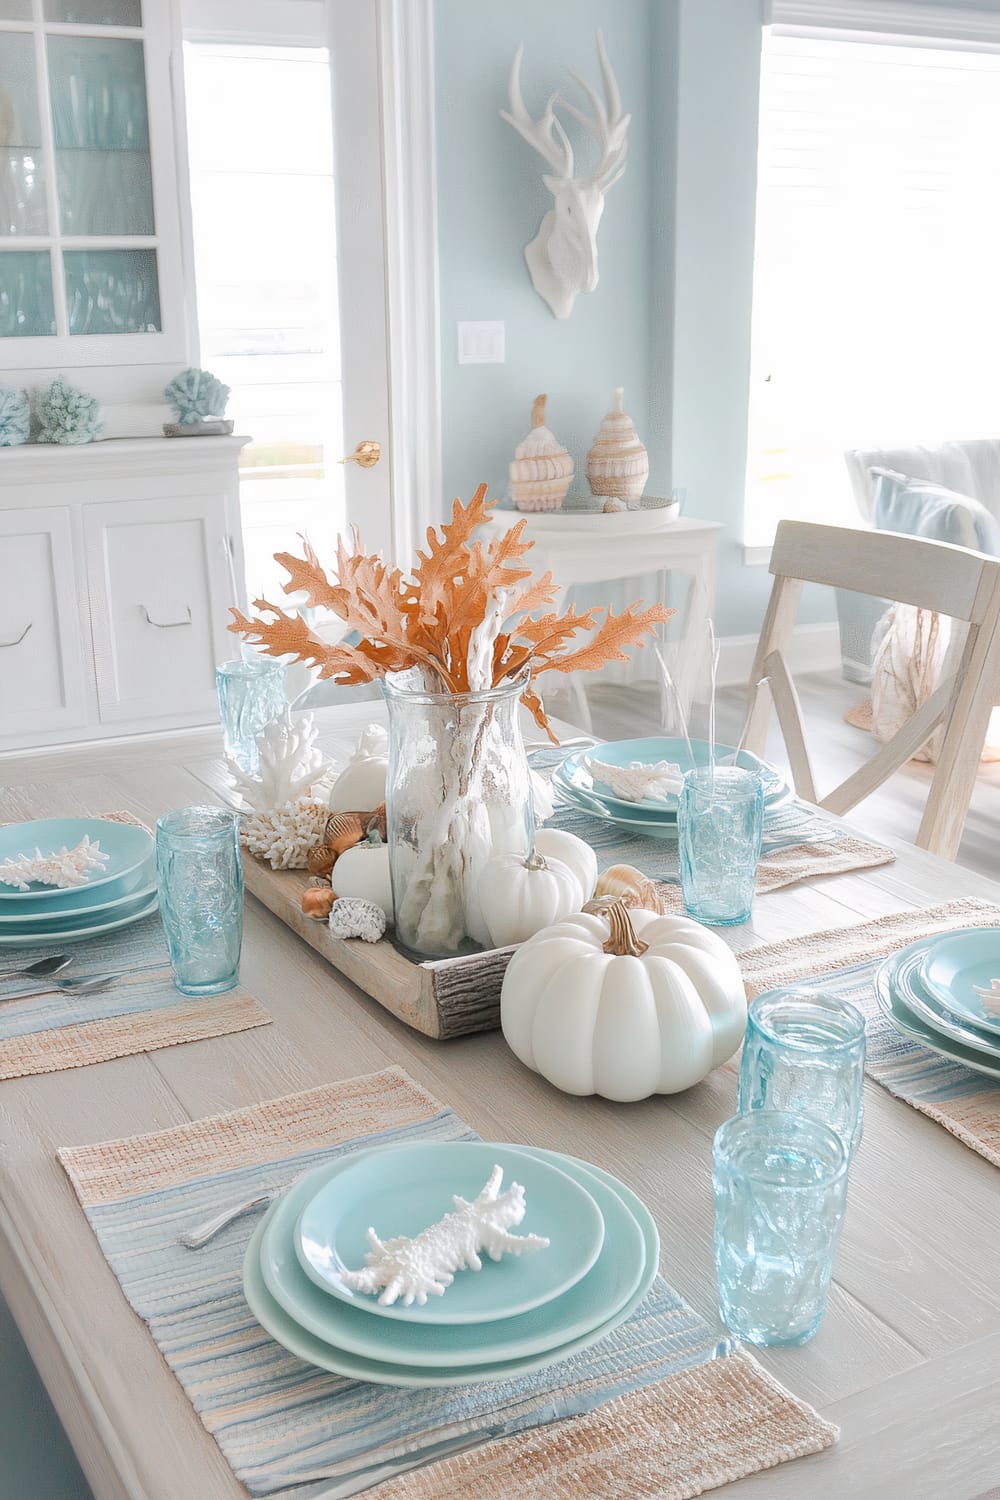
[{"x1": 1, "y1": 699, "x2": 999, "y2": 1500}]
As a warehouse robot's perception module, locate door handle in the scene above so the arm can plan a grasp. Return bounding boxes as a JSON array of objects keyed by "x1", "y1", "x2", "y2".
[
  {"x1": 339, "y1": 439, "x2": 381, "y2": 469},
  {"x1": 0, "y1": 622, "x2": 31, "y2": 648},
  {"x1": 141, "y1": 605, "x2": 192, "y2": 629}
]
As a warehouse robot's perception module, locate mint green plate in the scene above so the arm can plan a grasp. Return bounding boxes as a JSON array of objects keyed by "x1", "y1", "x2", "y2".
[
  {"x1": 264, "y1": 1149, "x2": 642, "y2": 1366},
  {"x1": 295, "y1": 1141, "x2": 604, "y2": 1323},
  {"x1": 242, "y1": 1151, "x2": 659, "y2": 1388},
  {"x1": 0, "y1": 873, "x2": 156, "y2": 929},
  {"x1": 0, "y1": 817, "x2": 153, "y2": 909},
  {"x1": 917, "y1": 927, "x2": 1000, "y2": 1038},
  {"x1": 0, "y1": 890, "x2": 159, "y2": 948},
  {"x1": 876, "y1": 943, "x2": 1000, "y2": 1079}
]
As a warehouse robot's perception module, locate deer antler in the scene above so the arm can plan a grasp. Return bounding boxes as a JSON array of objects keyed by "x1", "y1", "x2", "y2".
[
  {"x1": 559, "y1": 31, "x2": 630, "y2": 191},
  {"x1": 501, "y1": 43, "x2": 575, "y2": 181}
]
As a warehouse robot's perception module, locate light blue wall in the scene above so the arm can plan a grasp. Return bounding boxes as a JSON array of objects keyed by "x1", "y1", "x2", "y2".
[{"x1": 435, "y1": 0, "x2": 665, "y2": 507}]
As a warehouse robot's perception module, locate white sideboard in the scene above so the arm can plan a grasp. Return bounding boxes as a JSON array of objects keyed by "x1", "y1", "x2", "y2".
[{"x1": 0, "y1": 436, "x2": 248, "y2": 752}]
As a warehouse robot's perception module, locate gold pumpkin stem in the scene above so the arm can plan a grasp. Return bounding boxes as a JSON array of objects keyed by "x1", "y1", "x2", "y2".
[
  {"x1": 531, "y1": 393, "x2": 547, "y2": 428},
  {"x1": 524, "y1": 850, "x2": 548, "y2": 871},
  {"x1": 583, "y1": 896, "x2": 649, "y2": 958}
]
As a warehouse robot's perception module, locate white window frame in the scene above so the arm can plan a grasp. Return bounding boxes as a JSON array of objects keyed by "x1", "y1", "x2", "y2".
[{"x1": 0, "y1": 0, "x2": 190, "y2": 369}]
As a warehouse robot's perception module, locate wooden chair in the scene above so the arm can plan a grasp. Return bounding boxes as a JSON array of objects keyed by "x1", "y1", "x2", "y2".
[{"x1": 742, "y1": 521, "x2": 1000, "y2": 860}]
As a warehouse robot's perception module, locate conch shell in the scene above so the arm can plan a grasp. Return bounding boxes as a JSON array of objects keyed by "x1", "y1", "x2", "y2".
[
  {"x1": 594, "y1": 863, "x2": 671, "y2": 914},
  {"x1": 509, "y1": 394, "x2": 574, "y2": 512},
  {"x1": 586, "y1": 386, "x2": 649, "y2": 499}
]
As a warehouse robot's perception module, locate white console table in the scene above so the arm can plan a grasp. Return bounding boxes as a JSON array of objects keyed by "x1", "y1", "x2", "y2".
[
  {"x1": 481, "y1": 509, "x2": 723, "y2": 728},
  {"x1": 0, "y1": 436, "x2": 248, "y2": 753}
]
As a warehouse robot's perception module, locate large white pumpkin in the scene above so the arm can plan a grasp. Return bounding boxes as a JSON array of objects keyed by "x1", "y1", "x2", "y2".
[{"x1": 501, "y1": 900, "x2": 746, "y2": 1101}]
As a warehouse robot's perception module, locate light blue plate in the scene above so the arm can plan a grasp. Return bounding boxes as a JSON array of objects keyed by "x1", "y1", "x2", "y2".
[
  {"x1": 876, "y1": 942, "x2": 1000, "y2": 1080},
  {"x1": 295, "y1": 1141, "x2": 604, "y2": 1323},
  {"x1": 0, "y1": 867, "x2": 156, "y2": 927},
  {"x1": 265, "y1": 1149, "x2": 642, "y2": 1365},
  {"x1": 552, "y1": 777, "x2": 680, "y2": 839},
  {"x1": 0, "y1": 890, "x2": 159, "y2": 948},
  {"x1": 555, "y1": 738, "x2": 788, "y2": 819},
  {"x1": 0, "y1": 819, "x2": 153, "y2": 910},
  {"x1": 917, "y1": 927, "x2": 1000, "y2": 1038},
  {"x1": 243, "y1": 1150, "x2": 659, "y2": 1388}
]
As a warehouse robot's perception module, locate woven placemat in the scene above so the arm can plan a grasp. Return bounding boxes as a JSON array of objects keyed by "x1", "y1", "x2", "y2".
[
  {"x1": 0, "y1": 810, "x2": 270, "y2": 1077},
  {"x1": 740, "y1": 897, "x2": 1000, "y2": 1169},
  {"x1": 60, "y1": 1068, "x2": 836, "y2": 1499}
]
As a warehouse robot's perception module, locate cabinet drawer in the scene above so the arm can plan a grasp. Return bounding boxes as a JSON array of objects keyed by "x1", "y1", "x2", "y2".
[
  {"x1": 0, "y1": 507, "x2": 87, "y2": 736},
  {"x1": 84, "y1": 496, "x2": 233, "y2": 725}
]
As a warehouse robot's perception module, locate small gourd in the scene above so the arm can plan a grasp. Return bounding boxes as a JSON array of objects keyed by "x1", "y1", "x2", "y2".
[
  {"x1": 531, "y1": 827, "x2": 597, "y2": 903},
  {"x1": 480, "y1": 848, "x2": 583, "y2": 948},
  {"x1": 501, "y1": 898, "x2": 746, "y2": 1101},
  {"x1": 328, "y1": 725, "x2": 389, "y2": 812},
  {"x1": 332, "y1": 837, "x2": 393, "y2": 921},
  {"x1": 508, "y1": 394, "x2": 574, "y2": 513},
  {"x1": 586, "y1": 386, "x2": 649, "y2": 499}
]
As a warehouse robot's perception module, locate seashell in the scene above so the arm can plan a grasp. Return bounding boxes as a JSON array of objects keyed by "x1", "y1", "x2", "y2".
[
  {"x1": 594, "y1": 863, "x2": 671, "y2": 914},
  {"x1": 508, "y1": 394, "x2": 574, "y2": 513},
  {"x1": 307, "y1": 844, "x2": 336, "y2": 877},
  {"x1": 603, "y1": 497, "x2": 628, "y2": 512},
  {"x1": 586, "y1": 386, "x2": 649, "y2": 499},
  {"x1": 301, "y1": 886, "x2": 337, "y2": 919},
  {"x1": 324, "y1": 811, "x2": 368, "y2": 857}
]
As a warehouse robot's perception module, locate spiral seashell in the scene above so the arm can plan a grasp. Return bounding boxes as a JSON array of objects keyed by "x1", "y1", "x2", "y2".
[
  {"x1": 508, "y1": 394, "x2": 574, "y2": 513},
  {"x1": 586, "y1": 386, "x2": 649, "y2": 499},
  {"x1": 594, "y1": 863, "x2": 670, "y2": 914}
]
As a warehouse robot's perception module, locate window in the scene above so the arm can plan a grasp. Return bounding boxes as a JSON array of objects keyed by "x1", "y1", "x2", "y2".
[
  {"x1": 0, "y1": 0, "x2": 184, "y2": 364},
  {"x1": 184, "y1": 42, "x2": 344, "y2": 603},
  {"x1": 744, "y1": 29, "x2": 1000, "y2": 546}
]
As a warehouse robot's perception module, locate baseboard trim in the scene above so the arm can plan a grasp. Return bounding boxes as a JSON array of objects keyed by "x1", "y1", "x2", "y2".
[{"x1": 716, "y1": 622, "x2": 842, "y2": 688}]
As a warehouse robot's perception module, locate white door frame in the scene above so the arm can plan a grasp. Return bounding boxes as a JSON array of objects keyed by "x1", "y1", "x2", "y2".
[{"x1": 182, "y1": 0, "x2": 442, "y2": 566}]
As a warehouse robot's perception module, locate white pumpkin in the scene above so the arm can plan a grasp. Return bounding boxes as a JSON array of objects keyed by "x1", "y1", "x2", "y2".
[
  {"x1": 328, "y1": 725, "x2": 388, "y2": 812},
  {"x1": 481, "y1": 850, "x2": 583, "y2": 948},
  {"x1": 501, "y1": 900, "x2": 746, "y2": 1101},
  {"x1": 531, "y1": 828, "x2": 598, "y2": 903},
  {"x1": 333, "y1": 841, "x2": 393, "y2": 921}
]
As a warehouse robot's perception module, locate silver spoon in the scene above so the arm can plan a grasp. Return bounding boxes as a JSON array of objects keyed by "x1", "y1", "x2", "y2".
[
  {"x1": 0, "y1": 954, "x2": 72, "y2": 983},
  {"x1": 0, "y1": 972, "x2": 119, "y2": 1003}
]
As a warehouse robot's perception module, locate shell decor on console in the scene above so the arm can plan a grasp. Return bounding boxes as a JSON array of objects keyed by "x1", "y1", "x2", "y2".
[
  {"x1": 0, "y1": 388, "x2": 30, "y2": 446},
  {"x1": 586, "y1": 386, "x2": 649, "y2": 499},
  {"x1": 34, "y1": 376, "x2": 102, "y2": 445},
  {"x1": 164, "y1": 367, "x2": 231, "y2": 425},
  {"x1": 508, "y1": 393, "x2": 574, "y2": 512}
]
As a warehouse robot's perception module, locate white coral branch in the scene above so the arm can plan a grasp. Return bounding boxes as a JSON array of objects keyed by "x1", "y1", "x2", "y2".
[
  {"x1": 240, "y1": 798, "x2": 329, "y2": 869},
  {"x1": 585, "y1": 755, "x2": 683, "y2": 802},
  {"x1": 341, "y1": 1165, "x2": 550, "y2": 1306},
  {"x1": 0, "y1": 835, "x2": 109, "y2": 891},
  {"x1": 227, "y1": 708, "x2": 328, "y2": 812}
]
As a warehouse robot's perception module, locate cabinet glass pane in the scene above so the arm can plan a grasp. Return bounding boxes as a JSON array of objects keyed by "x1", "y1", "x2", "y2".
[
  {"x1": 47, "y1": 36, "x2": 153, "y2": 235},
  {"x1": 64, "y1": 247, "x2": 159, "y2": 333},
  {"x1": 0, "y1": 3, "x2": 33, "y2": 22},
  {"x1": 0, "y1": 32, "x2": 43, "y2": 146},
  {"x1": 0, "y1": 250, "x2": 56, "y2": 336},
  {"x1": 44, "y1": 0, "x2": 142, "y2": 23}
]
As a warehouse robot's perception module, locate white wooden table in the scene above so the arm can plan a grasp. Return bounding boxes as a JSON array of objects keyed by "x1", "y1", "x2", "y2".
[
  {"x1": 1, "y1": 704, "x2": 999, "y2": 1500},
  {"x1": 480, "y1": 510, "x2": 723, "y2": 727}
]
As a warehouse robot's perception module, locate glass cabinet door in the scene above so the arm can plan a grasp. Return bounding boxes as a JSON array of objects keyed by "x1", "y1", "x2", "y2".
[{"x1": 0, "y1": 0, "x2": 180, "y2": 360}]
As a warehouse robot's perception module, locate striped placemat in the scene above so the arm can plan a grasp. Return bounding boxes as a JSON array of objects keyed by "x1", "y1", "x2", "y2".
[
  {"x1": 59, "y1": 1068, "x2": 836, "y2": 1500},
  {"x1": 0, "y1": 813, "x2": 270, "y2": 1078},
  {"x1": 740, "y1": 897, "x2": 1000, "y2": 1169}
]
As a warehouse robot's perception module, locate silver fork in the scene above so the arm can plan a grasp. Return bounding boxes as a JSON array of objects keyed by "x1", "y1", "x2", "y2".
[{"x1": 0, "y1": 972, "x2": 121, "y2": 1003}]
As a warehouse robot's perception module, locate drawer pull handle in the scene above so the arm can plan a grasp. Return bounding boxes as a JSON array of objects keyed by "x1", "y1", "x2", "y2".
[
  {"x1": 0, "y1": 623, "x2": 32, "y2": 648},
  {"x1": 141, "y1": 605, "x2": 192, "y2": 630}
]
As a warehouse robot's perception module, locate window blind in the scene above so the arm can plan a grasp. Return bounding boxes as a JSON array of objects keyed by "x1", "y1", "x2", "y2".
[{"x1": 744, "y1": 28, "x2": 1000, "y2": 545}]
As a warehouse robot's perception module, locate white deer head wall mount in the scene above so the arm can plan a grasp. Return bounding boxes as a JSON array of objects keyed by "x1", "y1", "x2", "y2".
[{"x1": 501, "y1": 32, "x2": 630, "y2": 320}]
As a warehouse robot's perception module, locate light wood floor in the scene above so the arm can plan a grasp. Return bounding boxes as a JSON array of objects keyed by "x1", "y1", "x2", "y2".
[{"x1": 562, "y1": 671, "x2": 1000, "y2": 882}]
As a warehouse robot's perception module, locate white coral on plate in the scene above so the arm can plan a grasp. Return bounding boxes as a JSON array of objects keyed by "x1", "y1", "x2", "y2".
[
  {"x1": 0, "y1": 835, "x2": 109, "y2": 891},
  {"x1": 584, "y1": 755, "x2": 684, "y2": 803},
  {"x1": 240, "y1": 798, "x2": 329, "y2": 869},
  {"x1": 341, "y1": 1165, "x2": 550, "y2": 1306},
  {"x1": 328, "y1": 896, "x2": 387, "y2": 943}
]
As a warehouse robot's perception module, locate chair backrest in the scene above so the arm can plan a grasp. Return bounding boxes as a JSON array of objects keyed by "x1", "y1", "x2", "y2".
[{"x1": 743, "y1": 521, "x2": 1000, "y2": 859}]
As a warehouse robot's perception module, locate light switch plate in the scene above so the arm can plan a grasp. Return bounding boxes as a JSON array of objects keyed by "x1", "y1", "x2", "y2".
[{"x1": 457, "y1": 321, "x2": 506, "y2": 364}]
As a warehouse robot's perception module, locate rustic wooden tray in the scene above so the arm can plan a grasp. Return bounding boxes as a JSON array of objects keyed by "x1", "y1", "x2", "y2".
[{"x1": 241, "y1": 853, "x2": 512, "y2": 1039}]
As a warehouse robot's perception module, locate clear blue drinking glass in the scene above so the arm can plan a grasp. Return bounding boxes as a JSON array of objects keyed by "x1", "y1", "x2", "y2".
[
  {"x1": 215, "y1": 656, "x2": 286, "y2": 772},
  {"x1": 739, "y1": 989, "x2": 866, "y2": 1160},
  {"x1": 713, "y1": 1110, "x2": 848, "y2": 1346},
  {"x1": 678, "y1": 765, "x2": 763, "y2": 925},
  {"x1": 156, "y1": 807, "x2": 243, "y2": 996}
]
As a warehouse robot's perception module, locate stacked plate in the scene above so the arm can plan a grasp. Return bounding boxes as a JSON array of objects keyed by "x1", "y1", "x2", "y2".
[
  {"x1": 0, "y1": 817, "x2": 157, "y2": 947},
  {"x1": 552, "y1": 736, "x2": 792, "y2": 838},
  {"x1": 876, "y1": 927, "x2": 1000, "y2": 1079},
  {"x1": 243, "y1": 1139, "x2": 659, "y2": 1388}
]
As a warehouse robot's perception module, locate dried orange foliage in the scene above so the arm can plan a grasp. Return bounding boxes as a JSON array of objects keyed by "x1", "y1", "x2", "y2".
[{"x1": 230, "y1": 484, "x2": 673, "y2": 739}]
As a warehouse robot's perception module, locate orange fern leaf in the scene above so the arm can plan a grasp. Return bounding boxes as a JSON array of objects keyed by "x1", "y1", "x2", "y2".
[
  {"x1": 521, "y1": 683, "x2": 558, "y2": 743},
  {"x1": 537, "y1": 602, "x2": 675, "y2": 675}
]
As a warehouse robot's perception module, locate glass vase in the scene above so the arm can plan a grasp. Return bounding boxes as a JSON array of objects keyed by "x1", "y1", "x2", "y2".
[
  {"x1": 381, "y1": 668, "x2": 534, "y2": 959},
  {"x1": 216, "y1": 655, "x2": 287, "y2": 773}
]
